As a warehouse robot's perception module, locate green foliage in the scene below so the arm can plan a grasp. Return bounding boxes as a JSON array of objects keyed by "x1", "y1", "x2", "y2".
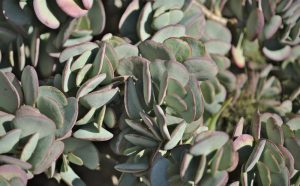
[{"x1": 0, "y1": 0, "x2": 300, "y2": 185}]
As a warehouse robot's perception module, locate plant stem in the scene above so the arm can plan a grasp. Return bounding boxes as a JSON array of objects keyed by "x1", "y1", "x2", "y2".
[
  {"x1": 195, "y1": 2, "x2": 237, "y2": 25},
  {"x1": 207, "y1": 97, "x2": 233, "y2": 130}
]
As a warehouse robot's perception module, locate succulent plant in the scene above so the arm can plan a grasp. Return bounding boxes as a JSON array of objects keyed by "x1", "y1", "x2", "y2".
[
  {"x1": 223, "y1": 0, "x2": 300, "y2": 62},
  {"x1": 1, "y1": 0, "x2": 300, "y2": 185},
  {"x1": 0, "y1": 66, "x2": 101, "y2": 185},
  {"x1": 0, "y1": 0, "x2": 105, "y2": 77},
  {"x1": 118, "y1": 0, "x2": 205, "y2": 42},
  {"x1": 57, "y1": 40, "x2": 122, "y2": 144},
  {"x1": 0, "y1": 67, "x2": 71, "y2": 182},
  {"x1": 234, "y1": 111, "x2": 300, "y2": 185}
]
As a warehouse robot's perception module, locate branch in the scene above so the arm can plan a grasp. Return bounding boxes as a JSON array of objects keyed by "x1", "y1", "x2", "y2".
[{"x1": 195, "y1": 2, "x2": 237, "y2": 25}]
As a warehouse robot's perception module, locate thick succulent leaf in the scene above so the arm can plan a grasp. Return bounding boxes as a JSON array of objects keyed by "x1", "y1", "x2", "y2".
[
  {"x1": 0, "y1": 129, "x2": 21, "y2": 154},
  {"x1": 233, "y1": 117, "x2": 244, "y2": 137},
  {"x1": 115, "y1": 163, "x2": 148, "y2": 173},
  {"x1": 181, "y1": 37, "x2": 206, "y2": 57},
  {"x1": 0, "y1": 165, "x2": 27, "y2": 185},
  {"x1": 158, "y1": 71, "x2": 168, "y2": 105},
  {"x1": 79, "y1": 88, "x2": 118, "y2": 109},
  {"x1": 118, "y1": 173, "x2": 138, "y2": 186},
  {"x1": 0, "y1": 177, "x2": 9, "y2": 186},
  {"x1": 125, "y1": 134, "x2": 158, "y2": 148},
  {"x1": 104, "y1": 107, "x2": 117, "y2": 128},
  {"x1": 200, "y1": 171, "x2": 228, "y2": 186},
  {"x1": 246, "y1": 8, "x2": 265, "y2": 40},
  {"x1": 285, "y1": 137, "x2": 300, "y2": 170},
  {"x1": 125, "y1": 119, "x2": 154, "y2": 139},
  {"x1": 231, "y1": 46, "x2": 246, "y2": 68},
  {"x1": 154, "y1": 105, "x2": 170, "y2": 140},
  {"x1": 76, "y1": 74, "x2": 106, "y2": 98},
  {"x1": 88, "y1": 0, "x2": 105, "y2": 35},
  {"x1": 228, "y1": 132, "x2": 253, "y2": 154},
  {"x1": 118, "y1": 0, "x2": 140, "y2": 42},
  {"x1": 194, "y1": 155, "x2": 207, "y2": 184},
  {"x1": 16, "y1": 36, "x2": 26, "y2": 71},
  {"x1": 244, "y1": 139, "x2": 266, "y2": 172},
  {"x1": 74, "y1": 125, "x2": 113, "y2": 141},
  {"x1": 276, "y1": 0, "x2": 293, "y2": 13},
  {"x1": 62, "y1": 58, "x2": 76, "y2": 92},
  {"x1": 286, "y1": 117, "x2": 300, "y2": 130},
  {"x1": 152, "y1": 10, "x2": 184, "y2": 30},
  {"x1": 71, "y1": 51, "x2": 92, "y2": 71},
  {"x1": 38, "y1": 86, "x2": 68, "y2": 106},
  {"x1": 166, "y1": 78, "x2": 187, "y2": 97},
  {"x1": 0, "y1": 155, "x2": 31, "y2": 170},
  {"x1": 201, "y1": 82, "x2": 216, "y2": 107},
  {"x1": 115, "y1": 44, "x2": 139, "y2": 60},
  {"x1": 13, "y1": 106, "x2": 56, "y2": 139},
  {"x1": 262, "y1": 46, "x2": 291, "y2": 61},
  {"x1": 205, "y1": 40, "x2": 231, "y2": 55},
  {"x1": 64, "y1": 138, "x2": 99, "y2": 169},
  {"x1": 28, "y1": 135, "x2": 54, "y2": 173},
  {"x1": 203, "y1": 20, "x2": 232, "y2": 43},
  {"x1": 150, "y1": 60, "x2": 189, "y2": 87},
  {"x1": 184, "y1": 57, "x2": 218, "y2": 81},
  {"x1": 189, "y1": 77, "x2": 204, "y2": 120},
  {"x1": 5, "y1": 73, "x2": 24, "y2": 107},
  {"x1": 270, "y1": 168, "x2": 289, "y2": 186},
  {"x1": 180, "y1": 153, "x2": 193, "y2": 180},
  {"x1": 117, "y1": 56, "x2": 148, "y2": 79},
  {"x1": 137, "y1": 2, "x2": 153, "y2": 41},
  {"x1": 95, "y1": 105, "x2": 106, "y2": 129},
  {"x1": 263, "y1": 149, "x2": 281, "y2": 172},
  {"x1": 180, "y1": 88, "x2": 196, "y2": 123},
  {"x1": 56, "y1": 97, "x2": 78, "y2": 138},
  {"x1": 261, "y1": 0, "x2": 276, "y2": 21},
  {"x1": 151, "y1": 25, "x2": 186, "y2": 43},
  {"x1": 164, "y1": 38, "x2": 191, "y2": 62},
  {"x1": 76, "y1": 64, "x2": 92, "y2": 86},
  {"x1": 90, "y1": 45, "x2": 106, "y2": 77},
  {"x1": 150, "y1": 157, "x2": 169, "y2": 186},
  {"x1": 0, "y1": 71, "x2": 20, "y2": 113},
  {"x1": 33, "y1": 140, "x2": 64, "y2": 174},
  {"x1": 0, "y1": 111, "x2": 14, "y2": 136},
  {"x1": 264, "y1": 15, "x2": 282, "y2": 39},
  {"x1": 56, "y1": 0, "x2": 88, "y2": 18},
  {"x1": 20, "y1": 133, "x2": 40, "y2": 162},
  {"x1": 165, "y1": 94, "x2": 187, "y2": 112},
  {"x1": 265, "y1": 118, "x2": 283, "y2": 145},
  {"x1": 76, "y1": 108, "x2": 96, "y2": 125},
  {"x1": 60, "y1": 165, "x2": 86, "y2": 186},
  {"x1": 33, "y1": 0, "x2": 60, "y2": 29},
  {"x1": 143, "y1": 61, "x2": 152, "y2": 105},
  {"x1": 124, "y1": 77, "x2": 143, "y2": 119},
  {"x1": 140, "y1": 112, "x2": 162, "y2": 140},
  {"x1": 104, "y1": 43, "x2": 119, "y2": 70},
  {"x1": 217, "y1": 141, "x2": 237, "y2": 171},
  {"x1": 180, "y1": 3, "x2": 205, "y2": 39},
  {"x1": 37, "y1": 96, "x2": 64, "y2": 128},
  {"x1": 21, "y1": 66, "x2": 39, "y2": 106},
  {"x1": 264, "y1": 140, "x2": 285, "y2": 167},
  {"x1": 138, "y1": 40, "x2": 175, "y2": 61},
  {"x1": 257, "y1": 161, "x2": 271, "y2": 186},
  {"x1": 278, "y1": 145, "x2": 294, "y2": 177},
  {"x1": 164, "y1": 121, "x2": 186, "y2": 150},
  {"x1": 152, "y1": 0, "x2": 185, "y2": 10},
  {"x1": 59, "y1": 42, "x2": 98, "y2": 62},
  {"x1": 190, "y1": 131, "x2": 229, "y2": 156},
  {"x1": 251, "y1": 111, "x2": 261, "y2": 140}
]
